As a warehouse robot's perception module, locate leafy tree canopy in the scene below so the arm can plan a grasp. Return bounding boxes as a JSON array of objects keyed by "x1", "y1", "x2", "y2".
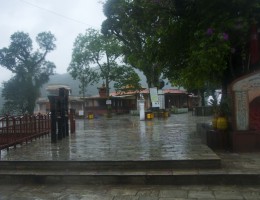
[
  {"x1": 68, "y1": 33, "x2": 100, "y2": 98},
  {"x1": 113, "y1": 66, "x2": 142, "y2": 93},
  {"x1": 102, "y1": 0, "x2": 167, "y2": 88},
  {"x1": 0, "y1": 31, "x2": 56, "y2": 114},
  {"x1": 69, "y1": 28, "x2": 141, "y2": 97},
  {"x1": 159, "y1": 0, "x2": 260, "y2": 104},
  {"x1": 152, "y1": 0, "x2": 260, "y2": 93},
  {"x1": 102, "y1": 0, "x2": 260, "y2": 99}
]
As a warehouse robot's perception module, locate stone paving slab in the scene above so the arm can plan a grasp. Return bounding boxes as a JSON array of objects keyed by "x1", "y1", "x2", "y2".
[
  {"x1": 0, "y1": 184, "x2": 259, "y2": 200},
  {"x1": 0, "y1": 113, "x2": 259, "y2": 176},
  {"x1": 0, "y1": 113, "x2": 260, "y2": 198},
  {"x1": 0, "y1": 113, "x2": 218, "y2": 162},
  {"x1": 217, "y1": 152, "x2": 260, "y2": 174}
]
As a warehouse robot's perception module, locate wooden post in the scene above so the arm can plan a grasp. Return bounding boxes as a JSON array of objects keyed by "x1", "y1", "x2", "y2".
[{"x1": 59, "y1": 88, "x2": 69, "y2": 138}]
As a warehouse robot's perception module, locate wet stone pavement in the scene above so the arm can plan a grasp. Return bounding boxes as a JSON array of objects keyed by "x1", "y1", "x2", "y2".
[
  {"x1": 0, "y1": 113, "x2": 216, "y2": 161},
  {"x1": 0, "y1": 112, "x2": 260, "y2": 200},
  {"x1": 1, "y1": 184, "x2": 260, "y2": 200}
]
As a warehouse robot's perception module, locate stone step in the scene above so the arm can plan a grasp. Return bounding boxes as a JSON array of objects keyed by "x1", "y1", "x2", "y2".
[
  {"x1": 0, "y1": 159, "x2": 221, "y2": 171},
  {"x1": 0, "y1": 169, "x2": 259, "y2": 185},
  {"x1": 4, "y1": 159, "x2": 259, "y2": 185}
]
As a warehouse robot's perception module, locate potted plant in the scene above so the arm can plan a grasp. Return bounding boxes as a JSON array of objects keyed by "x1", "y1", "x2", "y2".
[
  {"x1": 216, "y1": 100, "x2": 230, "y2": 130},
  {"x1": 210, "y1": 96, "x2": 230, "y2": 130}
]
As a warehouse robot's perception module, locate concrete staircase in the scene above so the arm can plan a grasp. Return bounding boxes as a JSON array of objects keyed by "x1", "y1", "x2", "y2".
[{"x1": 0, "y1": 158, "x2": 259, "y2": 185}]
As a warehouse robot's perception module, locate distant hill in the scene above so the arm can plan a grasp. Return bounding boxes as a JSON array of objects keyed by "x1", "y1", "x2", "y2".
[{"x1": 40, "y1": 70, "x2": 150, "y2": 97}]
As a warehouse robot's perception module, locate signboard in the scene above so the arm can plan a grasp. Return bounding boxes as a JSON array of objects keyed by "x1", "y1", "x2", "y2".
[
  {"x1": 149, "y1": 87, "x2": 160, "y2": 108},
  {"x1": 106, "y1": 100, "x2": 112, "y2": 105},
  {"x1": 79, "y1": 110, "x2": 84, "y2": 116},
  {"x1": 158, "y1": 89, "x2": 165, "y2": 109}
]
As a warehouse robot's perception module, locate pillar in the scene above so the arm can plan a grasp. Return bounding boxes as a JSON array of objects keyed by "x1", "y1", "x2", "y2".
[
  {"x1": 235, "y1": 91, "x2": 249, "y2": 130},
  {"x1": 138, "y1": 99, "x2": 145, "y2": 121},
  {"x1": 48, "y1": 96, "x2": 57, "y2": 143}
]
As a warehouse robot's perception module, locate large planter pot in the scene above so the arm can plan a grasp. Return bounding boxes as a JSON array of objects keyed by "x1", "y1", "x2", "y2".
[
  {"x1": 145, "y1": 111, "x2": 154, "y2": 120},
  {"x1": 217, "y1": 117, "x2": 228, "y2": 130},
  {"x1": 212, "y1": 117, "x2": 218, "y2": 129},
  {"x1": 87, "y1": 112, "x2": 94, "y2": 119}
]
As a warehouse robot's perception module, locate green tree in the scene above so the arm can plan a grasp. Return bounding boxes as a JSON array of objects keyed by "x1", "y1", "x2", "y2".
[
  {"x1": 102, "y1": 0, "x2": 260, "y2": 101},
  {"x1": 102, "y1": 0, "x2": 165, "y2": 88},
  {"x1": 70, "y1": 28, "x2": 141, "y2": 97},
  {"x1": 68, "y1": 36, "x2": 100, "y2": 98},
  {"x1": 0, "y1": 31, "x2": 56, "y2": 114},
  {"x1": 113, "y1": 65, "x2": 142, "y2": 93},
  {"x1": 151, "y1": 0, "x2": 260, "y2": 98}
]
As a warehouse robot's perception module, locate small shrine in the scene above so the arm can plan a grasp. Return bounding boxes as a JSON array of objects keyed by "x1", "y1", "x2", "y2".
[
  {"x1": 230, "y1": 70, "x2": 260, "y2": 152},
  {"x1": 98, "y1": 83, "x2": 107, "y2": 98}
]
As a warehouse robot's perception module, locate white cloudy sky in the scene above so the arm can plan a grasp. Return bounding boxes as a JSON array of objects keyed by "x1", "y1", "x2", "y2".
[{"x1": 0, "y1": 0, "x2": 106, "y2": 84}]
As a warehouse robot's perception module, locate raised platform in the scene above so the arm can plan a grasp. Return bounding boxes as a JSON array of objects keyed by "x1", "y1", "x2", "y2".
[
  {"x1": 232, "y1": 130, "x2": 260, "y2": 152},
  {"x1": 0, "y1": 114, "x2": 218, "y2": 162},
  {"x1": 0, "y1": 159, "x2": 220, "y2": 171},
  {"x1": 0, "y1": 114, "x2": 259, "y2": 185}
]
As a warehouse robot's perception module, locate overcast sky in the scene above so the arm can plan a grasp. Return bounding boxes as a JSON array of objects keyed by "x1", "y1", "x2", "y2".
[{"x1": 0, "y1": 0, "x2": 106, "y2": 84}]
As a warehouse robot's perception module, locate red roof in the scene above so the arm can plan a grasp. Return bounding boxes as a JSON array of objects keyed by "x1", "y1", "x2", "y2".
[{"x1": 163, "y1": 89, "x2": 187, "y2": 94}]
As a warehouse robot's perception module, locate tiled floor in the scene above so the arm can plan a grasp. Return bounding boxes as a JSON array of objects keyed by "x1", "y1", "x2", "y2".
[
  {"x1": 1, "y1": 113, "x2": 259, "y2": 173},
  {"x1": 0, "y1": 112, "x2": 260, "y2": 199},
  {"x1": 0, "y1": 113, "x2": 217, "y2": 161},
  {"x1": 0, "y1": 184, "x2": 259, "y2": 200}
]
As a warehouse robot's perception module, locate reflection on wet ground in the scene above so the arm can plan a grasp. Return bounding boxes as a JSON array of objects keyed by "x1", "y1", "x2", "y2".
[
  {"x1": 0, "y1": 113, "x2": 217, "y2": 161},
  {"x1": 1, "y1": 113, "x2": 260, "y2": 199}
]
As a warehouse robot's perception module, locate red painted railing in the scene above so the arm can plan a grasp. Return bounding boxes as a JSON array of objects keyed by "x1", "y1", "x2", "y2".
[{"x1": 0, "y1": 113, "x2": 50, "y2": 150}]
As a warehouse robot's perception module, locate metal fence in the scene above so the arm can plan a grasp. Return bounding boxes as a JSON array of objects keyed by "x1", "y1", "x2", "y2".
[{"x1": 0, "y1": 113, "x2": 50, "y2": 150}]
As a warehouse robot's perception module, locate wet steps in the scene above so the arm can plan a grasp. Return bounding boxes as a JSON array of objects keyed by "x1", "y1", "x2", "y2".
[
  {"x1": 0, "y1": 159, "x2": 221, "y2": 170},
  {"x1": 0, "y1": 158, "x2": 259, "y2": 185},
  {"x1": 0, "y1": 168, "x2": 259, "y2": 185},
  {"x1": 0, "y1": 115, "x2": 259, "y2": 185}
]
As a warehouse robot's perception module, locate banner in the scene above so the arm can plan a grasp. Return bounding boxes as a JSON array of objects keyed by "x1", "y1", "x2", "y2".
[
  {"x1": 158, "y1": 89, "x2": 165, "y2": 109},
  {"x1": 149, "y1": 87, "x2": 160, "y2": 108}
]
